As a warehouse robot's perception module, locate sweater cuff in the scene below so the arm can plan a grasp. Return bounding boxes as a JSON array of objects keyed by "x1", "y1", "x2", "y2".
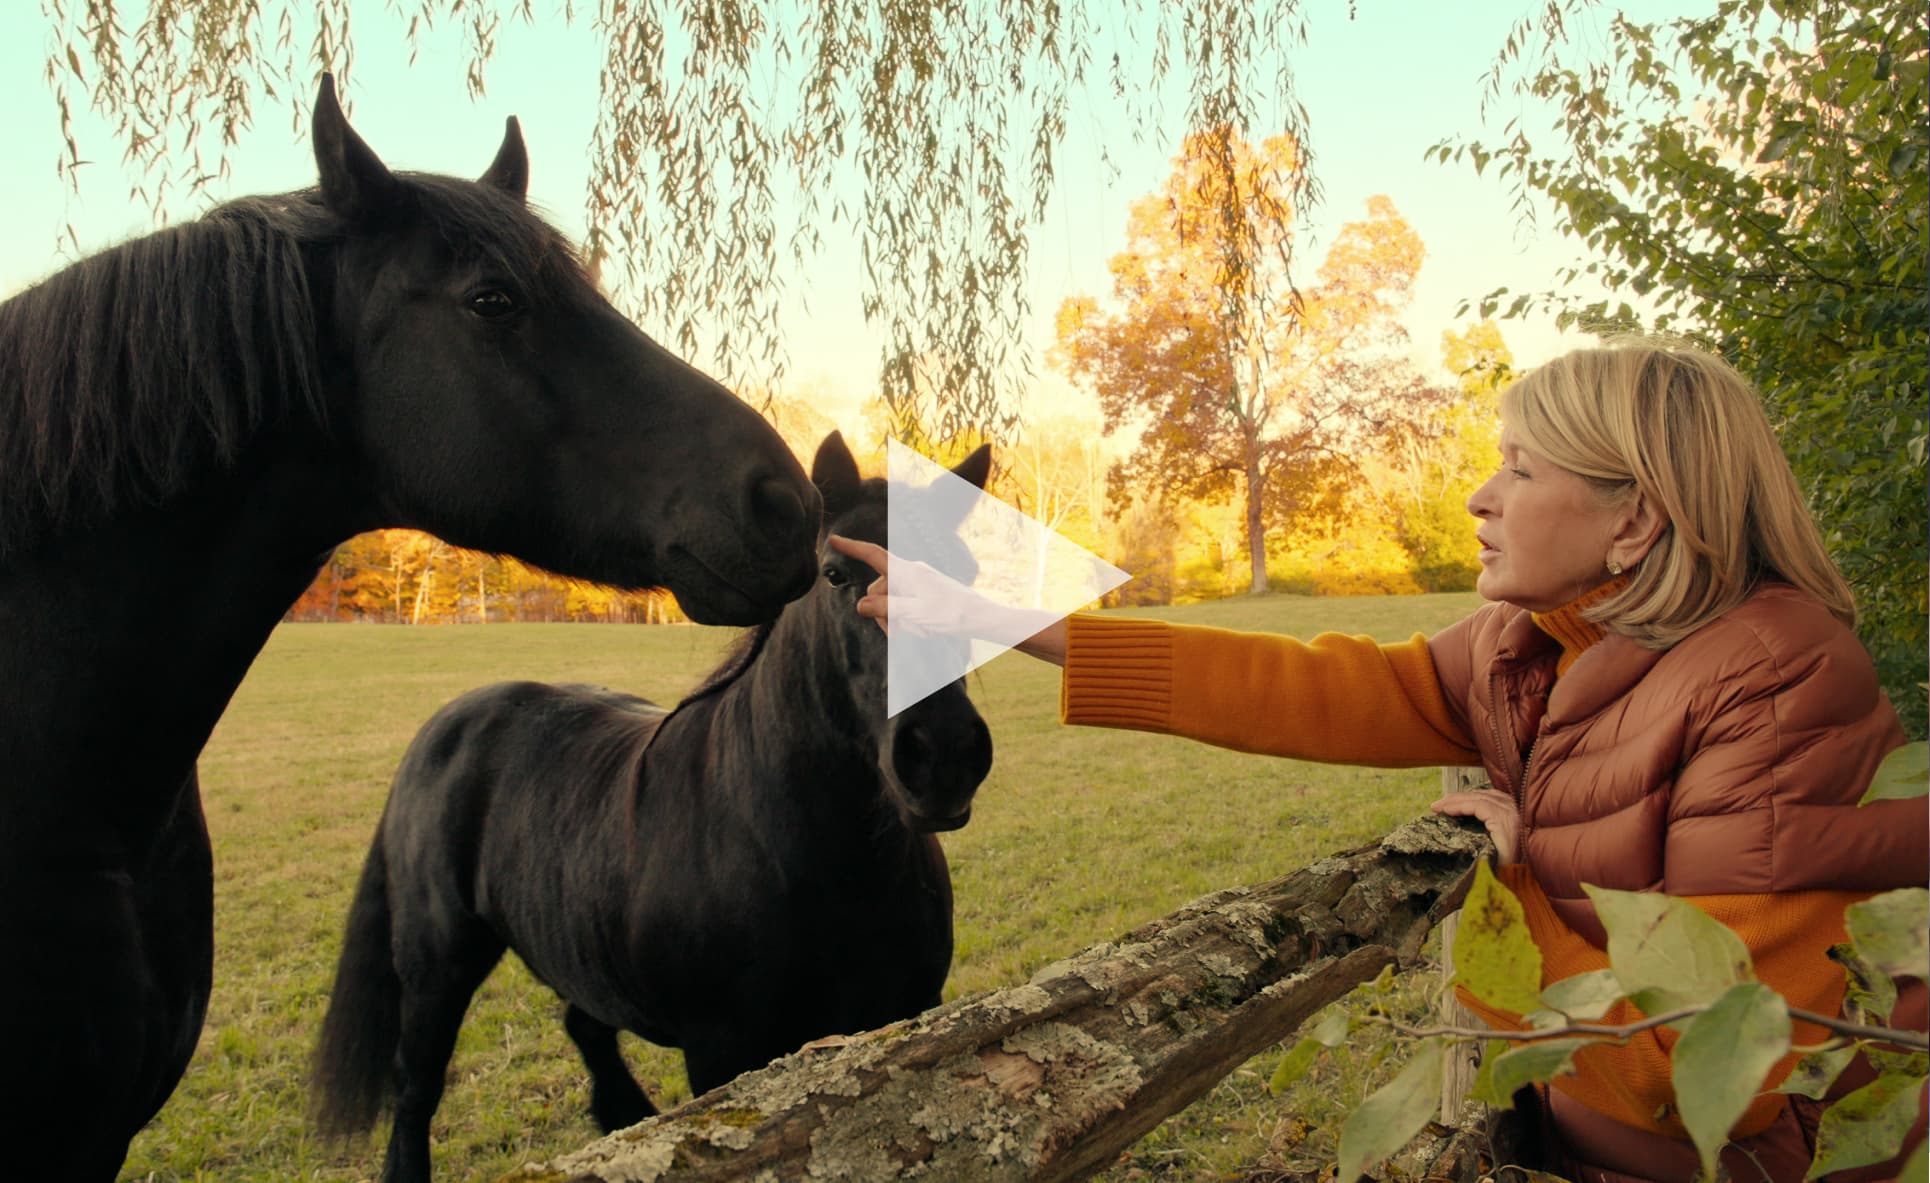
[{"x1": 1060, "y1": 614, "x2": 1173, "y2": 732}]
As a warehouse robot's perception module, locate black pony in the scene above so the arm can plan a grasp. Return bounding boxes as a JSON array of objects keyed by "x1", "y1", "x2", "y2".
[
  {"x1": 0, "y1": 77, "x2": 820, "y2": 1180},
  {"x1": 312, "y1": 432, "x2": 995, "y2": 1183}
]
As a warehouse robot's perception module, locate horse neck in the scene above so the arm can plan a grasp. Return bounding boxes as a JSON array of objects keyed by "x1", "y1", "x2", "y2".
[
  {"x1": 0, "y1": 438, "x2": 355, "y2": 849},
  {"x1": 684, "y1": 602, "x2": 895, "y2": 823}
]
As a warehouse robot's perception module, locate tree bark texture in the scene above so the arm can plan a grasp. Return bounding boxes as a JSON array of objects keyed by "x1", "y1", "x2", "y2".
[{"x1": 502, "y1": 814, "x2": 1493, "y2": 1183}]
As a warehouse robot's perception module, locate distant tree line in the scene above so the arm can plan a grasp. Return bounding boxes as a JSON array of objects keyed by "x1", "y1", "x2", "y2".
[{"x1": 284, "y1": 531, "x2": 684, "y2": 624}]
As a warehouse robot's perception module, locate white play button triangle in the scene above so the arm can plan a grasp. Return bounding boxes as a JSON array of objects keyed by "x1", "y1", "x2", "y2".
[{"x1": 886, "y1": 439, "x2": 1131, "y2": 717}]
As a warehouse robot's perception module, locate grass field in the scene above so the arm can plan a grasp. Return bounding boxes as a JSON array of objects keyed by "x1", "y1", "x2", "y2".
[{"x1": 119, "y1": 590, "x2": 1484, "y2": 1183}]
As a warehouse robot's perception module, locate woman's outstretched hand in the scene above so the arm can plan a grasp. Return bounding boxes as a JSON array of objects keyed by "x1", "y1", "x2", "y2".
[
  {"x1": 1430, "y1": 788, "x2": 1521, "y2": 865},
  {"x1": 826, "y1": 535, "x2": 1070, "y2": 665},
  {"x1": 825, "y1": 535, "x2": 985, "y2": 637}
]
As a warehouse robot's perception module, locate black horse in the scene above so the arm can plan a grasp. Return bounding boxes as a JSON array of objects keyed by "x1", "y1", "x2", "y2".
[
  {"x1": 0, "y1": 77, "x2": 821, "y2": 1180},
  {"x1": 312, "y1": 432, "x2": 995, "y2": 1183}
]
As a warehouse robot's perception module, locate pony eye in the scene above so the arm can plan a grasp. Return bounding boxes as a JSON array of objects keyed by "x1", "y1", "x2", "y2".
[
  {"x1": 823, "y1": 564, "x2": 849, "y2": 588},
  {"x1": 466, "y1": 289, "x2": 519, "y2": 319}
]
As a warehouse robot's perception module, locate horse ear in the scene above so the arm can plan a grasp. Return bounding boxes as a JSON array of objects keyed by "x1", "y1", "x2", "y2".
[
  {"x1": 479, "y1": 116, "x2": 529, "y2": 201},
  {"x1": 950, "y1": 444, "x2": 992, "y2": 491},
  {"x1": 312, "y1": 73, "x2": 401, "y2": 224},
  {"x1": 811, "y1": 432, "x2": 863, "y2": 516}
]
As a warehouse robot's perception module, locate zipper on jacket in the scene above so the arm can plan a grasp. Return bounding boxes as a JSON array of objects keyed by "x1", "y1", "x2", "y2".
[
  {"x1": 1487, "y1": 673, "x2": 1521, "y2": 803},
  {"x1": 1487, "y1": 671, "x2": 1538, "y2": 864},
  {"x1": 1516, "y1": 735, "x2": 1539, "y2": 859}
]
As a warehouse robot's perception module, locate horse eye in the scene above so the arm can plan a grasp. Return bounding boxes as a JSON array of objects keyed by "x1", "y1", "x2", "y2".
[
  {"x1": 466, "y1": 289, "x2": 519, "y2": 319},
  {"x1": 823, "y1": 564, "x2": 849, "y2": 588}
]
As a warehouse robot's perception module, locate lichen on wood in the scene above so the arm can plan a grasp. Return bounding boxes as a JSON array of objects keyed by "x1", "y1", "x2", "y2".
[{"x1": 505, "y1": 814, "x2": 1492, "y2": 1183}]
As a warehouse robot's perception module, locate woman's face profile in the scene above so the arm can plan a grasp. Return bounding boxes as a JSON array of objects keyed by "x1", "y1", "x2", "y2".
[{"x1": 1466, "y1": 424, "x2": 1629, "y2": 613}]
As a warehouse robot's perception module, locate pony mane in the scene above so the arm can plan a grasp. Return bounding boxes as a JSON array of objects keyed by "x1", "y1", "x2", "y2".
[
  {"x1": 678, "y1": 622, "x2": 777, "y2": 709},
  {"x1": 0, "y1": 171, "x2": 589, "y2": 562}
]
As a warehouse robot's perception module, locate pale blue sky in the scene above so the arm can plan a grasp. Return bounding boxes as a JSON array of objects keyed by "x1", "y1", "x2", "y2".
[{"x1": 0, "y1": 2, "x2": 1685, "y2": 431}]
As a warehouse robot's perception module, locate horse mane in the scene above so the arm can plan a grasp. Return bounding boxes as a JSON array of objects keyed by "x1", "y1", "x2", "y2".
[
  {"x1": 0, "y1": 171, "x2": 588, "y2": 562},
  {"x1": 0, "y1": 194, "x2": 325, "y2": 559}
]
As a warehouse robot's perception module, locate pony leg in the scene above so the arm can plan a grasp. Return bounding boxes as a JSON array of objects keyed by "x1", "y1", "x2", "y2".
[
  {"x1": 562, "y1": 1004, "x2": 656, "y2": 1132},
  {"x1": 680, "y1": 1037, "x2": 776, "y2": 1100},
  {"x1": 380, "y1": 939, "x2": 502, "y2": 1183}
]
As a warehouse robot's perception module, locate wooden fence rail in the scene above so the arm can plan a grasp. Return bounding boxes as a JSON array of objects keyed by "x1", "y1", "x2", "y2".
[
  {"x1": 1437, "y1": 766, "x2": 1491, "y2": 1125},
  {"x1": 502, "y1": 812, "x2": 1496, "y2": 1183}
]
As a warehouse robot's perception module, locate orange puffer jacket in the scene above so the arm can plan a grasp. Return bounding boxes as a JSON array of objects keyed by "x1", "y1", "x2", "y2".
[
  {"x1": 1431, "y1": 582, "x2": 1925, "y2": 1182},
  {"x1": 1428, "y1": 582, "x2": 1918, "y2": 943},
  {"x1": 1058, "y1": 581, "x2": 1924, "y2": 1181}
]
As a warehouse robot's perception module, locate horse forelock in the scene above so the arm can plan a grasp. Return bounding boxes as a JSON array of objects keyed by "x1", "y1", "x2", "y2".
[
  {"x1": 401, "y1": 173, "x2": 598, "y2": 304},
  {"x1": 0, "y1": 193, "x2": 330, "y2": 560}
]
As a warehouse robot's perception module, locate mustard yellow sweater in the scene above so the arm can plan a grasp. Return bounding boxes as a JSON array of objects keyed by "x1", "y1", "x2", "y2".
[{"x1": 1058, "y1": 605, "x2": 1860, "y2": 1142}]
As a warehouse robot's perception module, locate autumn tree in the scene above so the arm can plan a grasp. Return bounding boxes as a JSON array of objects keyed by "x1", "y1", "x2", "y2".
[
  {"x1": 1102, "y1": 498, "x2": 1184, "y2": 608},
  {"x1": 1054, "y1": 125, "x2": 1429, "y2": 595},
  {"x1": 1370, "y1": 321, "x2": 1512, "y2": 592},
  {"x1": 759, "y1": 390, "x2": 842, "y2": 469},
  {"x1": 999, "y1": 416, "x2": 1110, "y2": 548},
  {"x1": 39, "y1": 1, "x2": 1326, "y2": 434},
  {"x1": 1433, "y1": 0, "x2": 1927, "y2": 733},
  {"x1": 283, "y1": 530, "x2": 684, "y2": 624}
]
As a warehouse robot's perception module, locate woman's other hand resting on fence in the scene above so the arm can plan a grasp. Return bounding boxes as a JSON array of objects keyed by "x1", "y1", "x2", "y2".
[{"x1": 1429, "y1": 789, "x2": 1520, "y2": 864}]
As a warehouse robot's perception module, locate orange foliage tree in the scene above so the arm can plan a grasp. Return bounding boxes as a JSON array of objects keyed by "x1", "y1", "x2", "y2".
[
  {"x1": 286, "y1": 529, "x2": 684, "y2": 624},
  {"x1": 1053, "y1": 125, "x2": 1434, "y2": 595}
]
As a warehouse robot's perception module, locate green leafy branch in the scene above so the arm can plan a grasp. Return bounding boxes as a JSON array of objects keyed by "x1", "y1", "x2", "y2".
[
  {"x1": 1379, "y1": 1001, "x2": 1927, "y2": 1052},
  {"x1": 1280, "y1": 741, "x2": 1929, "y2": 1183}
]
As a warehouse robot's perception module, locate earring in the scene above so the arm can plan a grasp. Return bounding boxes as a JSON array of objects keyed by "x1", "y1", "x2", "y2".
[{"x1": 1607, "y1": 558, "x2": 1625, "y2": 576}]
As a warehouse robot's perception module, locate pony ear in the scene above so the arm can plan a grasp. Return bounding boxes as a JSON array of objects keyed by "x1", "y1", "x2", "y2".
[
  {"x1": 950, "y1": 444, "x2": 992, "y2": 491},
  {"x1": 811, "y1": 432, "x2": 863, "y2": 516},
  {"x1": 312, "y1": 73, "x2": 401, "y2": 224},
  {"x1": 479, "y1": 116, "x2": 529, "y2": 201}
]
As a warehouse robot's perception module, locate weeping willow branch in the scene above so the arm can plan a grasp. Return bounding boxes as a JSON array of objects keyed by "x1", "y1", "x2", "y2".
[{"x1": 40, "y1": 0, "x2": 1322, "y2": 434}]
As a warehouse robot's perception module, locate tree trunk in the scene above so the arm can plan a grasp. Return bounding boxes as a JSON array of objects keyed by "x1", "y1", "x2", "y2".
[
  {"x1": 503, "y1": 814, "x2": 1493, "y2": 1183},
  {"x1": 1245, "y1": 453, "x2": 1269, "y2": 596},
  {"x1": 412, "y1": 567, "x2": 433, "y2": 626}
]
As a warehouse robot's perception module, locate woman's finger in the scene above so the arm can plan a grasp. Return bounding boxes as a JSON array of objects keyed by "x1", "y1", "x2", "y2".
[
  {"x1": 1431, "y1": 791, "x2": 1494, "y2": 818},
  {"x1": 827, "y1": 534, "x2": 890, "y2": 576}
]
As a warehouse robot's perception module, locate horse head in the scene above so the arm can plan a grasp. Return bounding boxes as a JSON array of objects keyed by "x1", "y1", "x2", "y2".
[
  {"x1": 308, "y1": 76, "x2": 818, "y2": 625},
  {"x1": 809, "y1": 432, "x2": 993, "y2": 832}
]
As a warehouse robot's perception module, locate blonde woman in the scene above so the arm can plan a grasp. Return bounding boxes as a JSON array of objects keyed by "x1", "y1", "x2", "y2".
[{"x1": 828, "y1": 342, "x2": 1926, "y2": 1182}]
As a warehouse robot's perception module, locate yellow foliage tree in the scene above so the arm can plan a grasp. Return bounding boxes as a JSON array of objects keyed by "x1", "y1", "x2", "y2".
[
  {"x1": 1054, "y1": 125, "x2": 1434, "y2": 595},
  {"x1": 1367, "y1": 322, "x2": 1512, "y2": 592},
  {"x1": 287, "y1": 530, "x2": 685, "y2": 624}
]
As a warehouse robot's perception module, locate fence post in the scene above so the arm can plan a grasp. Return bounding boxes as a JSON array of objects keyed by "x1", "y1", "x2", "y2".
[{"x1": 1438, "y1": 765, "x2": 1489, "y2": 1122}]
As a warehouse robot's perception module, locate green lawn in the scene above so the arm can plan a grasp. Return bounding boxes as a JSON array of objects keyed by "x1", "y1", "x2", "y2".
[{"x1": 120, "y1": 591, "x2": 1483, "y2": 1182}]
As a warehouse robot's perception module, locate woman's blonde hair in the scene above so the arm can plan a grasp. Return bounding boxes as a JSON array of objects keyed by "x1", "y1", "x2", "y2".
[{"x1": 1502, "y1": 339, "x2": 1853, "y2": 648}]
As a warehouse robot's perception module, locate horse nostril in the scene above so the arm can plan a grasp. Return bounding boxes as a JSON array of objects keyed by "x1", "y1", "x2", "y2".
[
  {"x1": 896, "y1": 724, "x2": 932, "y2": 772},
  {"x1": 749, "y1": 475, "x2": 807, "y2": 535}
]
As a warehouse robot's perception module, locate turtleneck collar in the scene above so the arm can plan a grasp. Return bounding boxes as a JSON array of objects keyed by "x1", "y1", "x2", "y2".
[{"x1": 1531, "y1": 575, "x2": 1630, "y2": 677}]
